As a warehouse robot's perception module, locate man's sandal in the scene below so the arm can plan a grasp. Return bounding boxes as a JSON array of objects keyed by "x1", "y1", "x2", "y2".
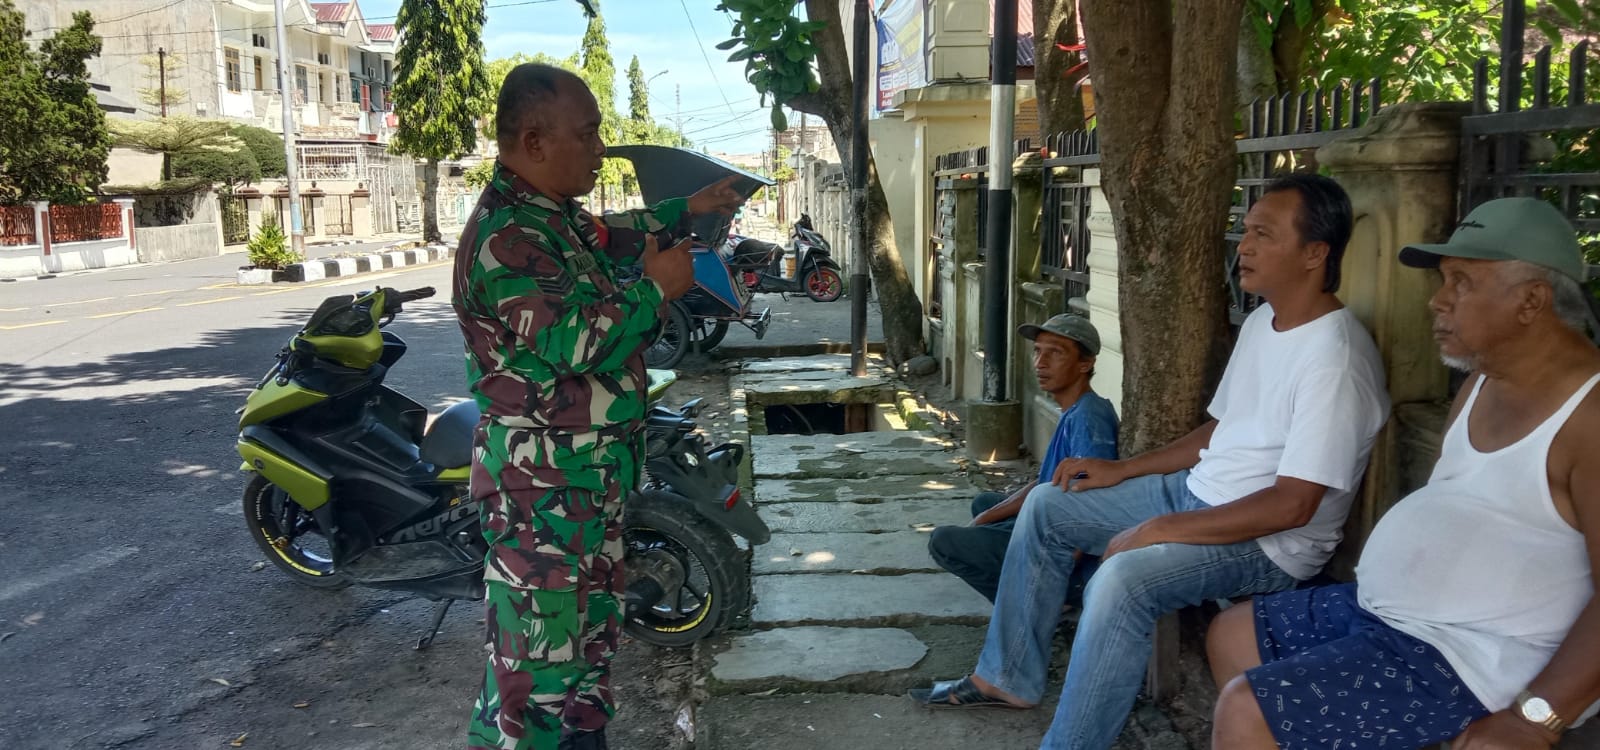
[{"x1": 906, "y1": 676, "x2": 1029, "y2": 710}]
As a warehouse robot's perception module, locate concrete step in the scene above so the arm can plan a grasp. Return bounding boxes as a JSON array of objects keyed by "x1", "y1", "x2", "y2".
[
  {"x1": 698, "y1": 691, "x2": 1067, "y2": 750},
  {"x1": 752, "y1": 572, "x2": 992, "y2": 627},
  {"x1": 760, "y1": 498, "x2": 974, "y2": 534},
  {"x1": 706, "y1": 624, "x2": 990, "y2": 696},
  {"x1": 754, "y1": 531, "x2": 943, "y2": 575},
  {"x1": 750, "y1": 430, "x2": 956, "y2": 454},
  {"x1": 754, "y1": 476, "x2": 976, "y2": 505},
  {"x1": 753, "y1": 447, "x2": 968, "y2": 479}
]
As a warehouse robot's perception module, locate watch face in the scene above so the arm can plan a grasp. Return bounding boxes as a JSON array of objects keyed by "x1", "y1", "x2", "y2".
[{"x1": 1523, "y1": 696, "x2": 1554, "y2": 723}]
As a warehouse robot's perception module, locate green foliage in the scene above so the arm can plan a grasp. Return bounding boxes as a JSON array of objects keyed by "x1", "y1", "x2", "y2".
[
  {"x1": 99, "y1": 177, "x2": 209, "y2": 196},
  {"x1": 627, "y1": 55, "x2": 651, "y2": 123},
  {"x1": 173, "y1": 144, "x2": 260, "y2": 192},
  {"x1": 391, "y1": 0, "x2": 490, "y2": 163},
  {"x1": 110, "y1": 116, "x2": 242, "y2": 182},
  {"x1": 137, "y1": 50, "x2": 188, "y2": 113},
  {"x1": 714, "y1": 0, "x2": 824, "y2": 131},
  {"x1": 247, "y1": 214, "x2": 296, "y2": 270},
  {"x1": 771, "y1": 145, "x2": 795, "y2": 183},
  {"x1": 0, "y1": 3, "x2": 109, "y2": 204},
  {"x1": 230, "y1": 125, "x2": 286, "y2": 179},
  {"x1": 581, "y1": 11, "x2": 628, "y2": 198},
  {"x1": 463, "y1": 159, "x2": 495, "y2": 189}
]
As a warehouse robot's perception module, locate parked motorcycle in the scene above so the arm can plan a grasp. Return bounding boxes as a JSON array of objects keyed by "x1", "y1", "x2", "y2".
[
  {"x1": 234, "y1": 285, "x2": 768, "y2": 649},
  {"x1": 723, "y1": 216, "x2": 844, "y2": 302},
  {"x1": 606, "y1": 145, "x2": 774, "y2": 368}
]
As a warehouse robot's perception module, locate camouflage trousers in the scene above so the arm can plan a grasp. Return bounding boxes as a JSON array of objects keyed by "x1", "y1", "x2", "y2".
[{"x1": 467, "y1": 486, "x2": 625, "y2": 750}]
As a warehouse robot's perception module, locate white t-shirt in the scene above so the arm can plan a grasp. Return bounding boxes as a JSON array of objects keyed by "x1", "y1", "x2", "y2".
[{"x1": 1186, "y1": 304, "x2": 1390, "y2": 580}]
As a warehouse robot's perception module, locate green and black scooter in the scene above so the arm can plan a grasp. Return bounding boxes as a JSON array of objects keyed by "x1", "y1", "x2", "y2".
[{"x1": 235, "y1": 286, "x2": 769, "y2": 648}]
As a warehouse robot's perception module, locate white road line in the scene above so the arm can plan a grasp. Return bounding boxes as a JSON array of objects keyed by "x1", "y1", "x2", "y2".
[
  {"x1": 0, "y1": 545, "x2": 141, "y2": 603},
  {"x1": 87, "y1": 307, "x2": 163, "y2": 319},
  {"x1": 0, "y1": 320, "x2": 65, "y2": 331},
  {"x1": 176, "y1": 296, "x2": 243, "y2": 307}
]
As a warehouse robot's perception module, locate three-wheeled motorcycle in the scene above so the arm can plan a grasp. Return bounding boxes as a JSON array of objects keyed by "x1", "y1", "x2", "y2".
[{"x1": 605, "y1": 145, "x2": 774, "y2": 368}]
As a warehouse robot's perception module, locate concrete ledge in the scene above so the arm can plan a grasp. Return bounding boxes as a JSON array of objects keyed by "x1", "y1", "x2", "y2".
[
  {"x1": 751, "y1": 573, "x2": 991, "y2": 627},
  {"x1": 717, "y1": 341, "x2": 887, "y2": 358},
  {"x1": 241, "y1": 242, "x2": 453, "y2": 285}
]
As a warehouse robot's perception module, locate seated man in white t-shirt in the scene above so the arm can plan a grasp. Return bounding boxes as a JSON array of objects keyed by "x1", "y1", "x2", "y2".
[
  {"x1": 1206, "y1": 198, "x2": 1600, "y2": 750},
  {"x1": 908, "y1": 174, "x2": 1391, "y2": 750}
]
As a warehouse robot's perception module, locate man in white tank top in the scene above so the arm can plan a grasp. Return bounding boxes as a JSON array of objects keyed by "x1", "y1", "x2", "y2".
[
  {"x1": 1207, "y1": 198, "x2": 1600, "y2": 750},
  {"x1": 908, "y1": 175, "x2": 1390, "y2": 750}
]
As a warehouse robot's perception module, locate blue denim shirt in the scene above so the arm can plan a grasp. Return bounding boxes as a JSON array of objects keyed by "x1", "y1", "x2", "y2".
[{"x1": 1036, "y1": 391, "x2": 1119, "y2": 484}]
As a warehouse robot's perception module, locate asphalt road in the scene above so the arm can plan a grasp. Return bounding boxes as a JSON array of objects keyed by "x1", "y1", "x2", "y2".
[{"x1": 0, "y1": 249, "x2": 501, "y2": 749}]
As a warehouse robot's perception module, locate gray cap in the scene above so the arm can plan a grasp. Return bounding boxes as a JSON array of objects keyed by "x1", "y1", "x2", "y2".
[
  {"x1": 1400, "y1": 198, "x2": 1585, "y2": 281},
  {"x1": 1019, "y1": 313, "x2": 1101, "y2": 356}
]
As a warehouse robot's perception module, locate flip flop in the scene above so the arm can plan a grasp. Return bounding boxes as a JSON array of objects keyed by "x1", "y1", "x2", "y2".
[{"x1": 906, "y1": 676, "x2": 1029, "y2": 710}]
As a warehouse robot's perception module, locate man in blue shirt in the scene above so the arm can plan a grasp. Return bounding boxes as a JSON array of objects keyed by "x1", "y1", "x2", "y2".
[{"x1": 928, "y1": 314, "x2": 1119, "y2": 602}]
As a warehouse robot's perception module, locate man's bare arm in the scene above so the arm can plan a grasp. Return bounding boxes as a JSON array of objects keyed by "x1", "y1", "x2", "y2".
[
  {"x1": 1052, "y1": 420, "x2": 1218, "y2": 491},
  {"x1": 1102, "y1": 475, "x2": 1327, "y2": 559}
]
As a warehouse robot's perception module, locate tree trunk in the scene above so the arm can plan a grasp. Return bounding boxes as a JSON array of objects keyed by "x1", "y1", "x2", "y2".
[
  {"x1": 1078, "y1": 0, "x2": 1243, "y2": 455},
  {"x1": 421, "y1": 157, "x2": 440, "y2": 243},
  {"x1": 789, "y1": 0, "x2": 926, "y2": 367},
  {"x1": 161, "y1": 153, "x2": 173, "y2": 182},
  {"x1": 1034, "y1": 0, "x2": 1087, "y2": 138},
  {"x1": 1237, "y1": 10, "x2": 1277, "y2": 108}
]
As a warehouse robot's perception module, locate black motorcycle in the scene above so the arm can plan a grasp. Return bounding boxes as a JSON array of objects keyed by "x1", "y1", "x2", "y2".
[
  {"x1": 234, "y1": 286, "x2": 768, "y2": 649},
  {"x1": 723, "y1": 213, "x2": 844, "y2": 302}
]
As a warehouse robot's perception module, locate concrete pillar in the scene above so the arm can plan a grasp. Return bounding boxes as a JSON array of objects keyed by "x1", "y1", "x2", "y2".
[
  {"x1": 1081, "y1": 169, "x2": 1123, "y2": 416},
  {"x1": 926, "y1": 0, "x2": 989, "y2": 81},
  {"x1": 31, "y1": 201, "x2": 50, "y2": 256},
  {"x1": 1317, "y1": 102, "x2": 1470, "y2": 578},
  {"x1": 1009, "y1": 153, "x2": 1046, "y2": 405},
  {"x1": 943, "y1": 177, "x2": 981, "y2": 399},
  {"x1": 351, "y1": 187, "x2": 373, "y2": 237},
  {"x1": 114, "y1": 198, "x2": 136, "y2": 253},
  {"x1": 307, "y1": 194, "x2": 327, "y2": 240}
]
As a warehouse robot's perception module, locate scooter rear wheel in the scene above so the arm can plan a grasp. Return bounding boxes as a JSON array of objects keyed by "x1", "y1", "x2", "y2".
[
  {"x1": 623, "y1": 492, "x2": 745, "y2": 648},
  {"x1": 804, "y1": 266, "x2": 844, "y2": 302},
  {"x1": 243, "y1": 476, "x2": 350, "y2": 589}
]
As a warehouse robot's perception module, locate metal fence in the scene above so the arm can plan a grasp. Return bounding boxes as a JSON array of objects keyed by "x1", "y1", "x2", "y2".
[
  {"x1": 1040, "y1": 130, "x2": 1100, "y2": 304},
  {"x1": 1226, "y1": 80, "x2": 1384, "y2": 324},
  {"x1": 1459, "y1": 3, "x2": 1598, "y2": 266},
  {"x1": 48, "y1": 203, "x2": 122, "y2": 243},
  {"x1": 220, "y1": 196, "x2": 249, "y2": 244},
  {"x1": 0, "y1": 206, "x2": 34, "y2": 246}
]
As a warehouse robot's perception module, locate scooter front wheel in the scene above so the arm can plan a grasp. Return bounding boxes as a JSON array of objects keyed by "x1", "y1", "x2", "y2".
[
  {"x1": 622, "y1": 492, "x2": 745, "y2": 648},
  {"x1": 694, "y1": 320, "x2": 730, "y2": 352},
  {"x1": 644, "y1": 302, "x2": 692, "y2": 369},
  {"x1": 243, "y1": 475, "x2": 350, "y2": 589},
  {"x1": 804, "y1": 266, "x2": 844, "y2": 302}
]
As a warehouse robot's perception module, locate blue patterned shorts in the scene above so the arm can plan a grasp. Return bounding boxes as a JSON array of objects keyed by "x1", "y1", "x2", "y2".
[{"x1": 1246, "y1": 583, "x2": 1490, "y2": 749}]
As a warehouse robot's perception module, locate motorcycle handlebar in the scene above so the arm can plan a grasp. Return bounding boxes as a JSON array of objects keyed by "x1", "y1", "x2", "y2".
[{"x1": 395, "y1": 286, "x2": 436, "y2": 303}]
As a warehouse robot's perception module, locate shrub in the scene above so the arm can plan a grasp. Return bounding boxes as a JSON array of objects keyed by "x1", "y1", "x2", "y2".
[{"x1": 247, "y1": 214, "x2": 297, "y2": 270}]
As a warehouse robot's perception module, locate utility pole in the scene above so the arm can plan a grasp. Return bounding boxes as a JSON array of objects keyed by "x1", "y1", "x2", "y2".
[
  {"x1": 158, "y1": 47, "x2": 167, "y2": 117},
  {"x1": 982, "y1": 0, "x2": 1017, "y2": 403},
  {"x1": 849, "y1": 0, "x2": 870, "y2": 377},
  {"x1": 273, "y1": 0, "x2": 305, "y2": 257},
  {"x1": 675, "y1": 84, "x2": 682, "y2": 142}
]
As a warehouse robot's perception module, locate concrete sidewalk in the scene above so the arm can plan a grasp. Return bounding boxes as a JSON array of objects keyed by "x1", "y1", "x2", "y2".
[{"x1": 678, "y1": 353, "x2": 1195, "y2": 750}]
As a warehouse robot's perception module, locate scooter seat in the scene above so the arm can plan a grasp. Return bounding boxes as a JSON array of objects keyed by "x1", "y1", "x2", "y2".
[{"x1": 421, "y1": 400, "x2": 480, "y2": 469}]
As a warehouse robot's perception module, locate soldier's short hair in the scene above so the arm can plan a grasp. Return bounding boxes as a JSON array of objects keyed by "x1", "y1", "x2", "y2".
[{"x1": 496, "y1": 63, "x2": 585, "y2": 152}]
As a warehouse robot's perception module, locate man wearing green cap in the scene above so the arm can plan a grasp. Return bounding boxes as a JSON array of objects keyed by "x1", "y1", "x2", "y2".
[
  {"x1": 927, "y1": 313, "x2": 1119, "y2": 602},
  {"x1": 1208, "y1": 197, "x2": 1600, "y2": 750},
  {"x1": 910, "y1": 174, "x2": 1390, "y2": 750}
]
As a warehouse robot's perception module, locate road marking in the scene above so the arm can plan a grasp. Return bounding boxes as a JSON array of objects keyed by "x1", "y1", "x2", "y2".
[
  {"x1": 48, "y1": 296, "x2": 114, "y2": 307},
  {"x1": 126, "y1": 288, "x2": 182, "y2": 298},
  {"x1": 87, "y1": 307, "x2": 163, "y2": 319},
  {"x1": 0, "y1": 306, "x2": 27, "y2": 312},
  {"x1": 177, "y1": 296, "x2": 243, "y2": 307},
  {"x1": 0, "y1": 320, "x2": 66, "y2": 331},
  {"x1": 200, "y1": 281, "x2": 236, "y2": 290},
  {"x1": 249, "y1": 287, "x2": 300, "y2": 296},
  {"x1": 0, "y1": 545, "x2": 141, "y2": 603}
]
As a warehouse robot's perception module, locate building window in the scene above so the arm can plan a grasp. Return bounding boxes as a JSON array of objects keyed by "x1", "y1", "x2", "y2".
[
  {"x1": 253, "y1": 56, "x2": 265, "y2": 90},
  {"x1": 225, "y1": 48, "x2": 241, "y2": 93},
  {"x1": 319, "y1": 71, "x2": 328, "y2": 103},
  {"x1": 335, "y1": 74, "x2": 345, "y2": 103},
  {"x1": 295, "y1": 64, "x2": 309, "y2": 103}
]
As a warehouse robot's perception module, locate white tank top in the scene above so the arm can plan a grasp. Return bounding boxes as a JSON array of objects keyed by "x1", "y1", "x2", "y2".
[{"x1": 1356, "y1": 373, "x2": 1598, "y2": 714}]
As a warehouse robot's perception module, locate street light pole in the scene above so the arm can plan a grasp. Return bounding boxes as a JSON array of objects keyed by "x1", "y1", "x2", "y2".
[
  {"x1": 849, "y1": 0, "x2": 870, "y2": 377},
  {"x1": 274, "y1": 0, "x2": 306, "y2": 257}
]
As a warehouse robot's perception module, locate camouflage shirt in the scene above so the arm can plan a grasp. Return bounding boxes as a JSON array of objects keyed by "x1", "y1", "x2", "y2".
[{"x1": 453, "y1": 162, "x2": 690, "y2": 497}]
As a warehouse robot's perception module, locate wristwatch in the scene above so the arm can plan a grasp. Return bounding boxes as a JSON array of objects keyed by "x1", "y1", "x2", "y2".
[{"x1": 1514, "y1": 690, "x2": 1567, "y2": 733}]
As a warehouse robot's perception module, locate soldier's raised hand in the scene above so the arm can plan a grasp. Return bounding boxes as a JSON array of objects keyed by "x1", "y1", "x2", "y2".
[
  {"x1": 688, "y1": 176, "x2": 745, "y2": 216},
  {"x1": 642, "y1": 234, "x2": 694, "y2": 301}
]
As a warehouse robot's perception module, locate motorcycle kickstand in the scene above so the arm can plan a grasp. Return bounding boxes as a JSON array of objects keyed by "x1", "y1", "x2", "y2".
[{"x1": 415, "y1": 598, "x2": 455, "y2": 651}]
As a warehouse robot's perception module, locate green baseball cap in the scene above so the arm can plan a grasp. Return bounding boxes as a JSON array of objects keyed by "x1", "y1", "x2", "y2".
[
  {"x1": 1399, "y1": 198, "x2": 1584, "y2": 281},
  {"x1": 1019, "y1": 313, "x2": 1101, "y2": 357}
]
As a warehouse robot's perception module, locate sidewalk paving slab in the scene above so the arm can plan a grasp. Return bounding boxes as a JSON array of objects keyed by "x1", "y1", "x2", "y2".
[
  {"x1": 753, "y1": 447, "x2": 968, "y2": 479},
  {"x1": 750, "y1": 431, "x2": 956, "y2": 453},
  {"x1": 754, "y1": 531, "x2": 945, "y2": 575},
  {"x1": 754, "y1": 476, "x2": 977, "y2": 505},
  {"x1": 751, "y1": 572, "x2": 992, "y2": 627},
  {"x1": 759, "y1": 498, "x2": 973, "y2": 534}
]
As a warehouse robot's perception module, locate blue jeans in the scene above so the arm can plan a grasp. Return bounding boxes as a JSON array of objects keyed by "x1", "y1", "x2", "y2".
[
  {"x1": 974, "y1": 471, "x2": 1298, "y2": 750},
  {"x1": 928, "y1": 493, "x2": 1100, "y2": 604}
]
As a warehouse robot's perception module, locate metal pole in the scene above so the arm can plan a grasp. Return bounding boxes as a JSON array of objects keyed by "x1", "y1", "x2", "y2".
[
  {"x1": 158, "y1": 47, "x2": 167, "y2": 117},
  {"x1": 849, "y1": 0, "x2": 871, "y2": 377},
  {"x1": 274, "y1": 0, "x2": 306, "y2": 256},
  {"x1": 982, "y1": 0, "x2": 1017, "y2": 402}
]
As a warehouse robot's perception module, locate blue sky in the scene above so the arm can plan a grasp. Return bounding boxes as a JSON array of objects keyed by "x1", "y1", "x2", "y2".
[{"x1": 358, "y1": 0, "x2": 777, "y2": 155}]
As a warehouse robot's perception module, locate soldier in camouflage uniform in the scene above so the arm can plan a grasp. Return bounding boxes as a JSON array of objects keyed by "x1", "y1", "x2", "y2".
[{"x1": 452, "y1": 64, "x2": 744, "y2": 750}]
